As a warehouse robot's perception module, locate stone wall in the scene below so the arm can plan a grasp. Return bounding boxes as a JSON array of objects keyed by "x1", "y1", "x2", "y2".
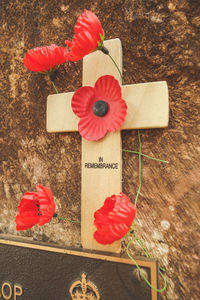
[{"x1": 0, "y1": 0, "x2": 199, "y2": 299}]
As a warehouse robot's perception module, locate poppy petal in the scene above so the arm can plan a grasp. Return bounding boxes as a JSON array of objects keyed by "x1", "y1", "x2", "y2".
[
  {"x1": 75, "y1": 9, "x2": 103, "y2": 39},
  {"x1": 94, "y1": 193, "x2": 136, "y2": 245},
  {"x1": 36, "y1": 185, "x2": 55, "y2": 226},
  {"x1": 78, "y1": 116, "x2": 108, "y2": 141},
  {"x1": 65, "y1": 10, "x2": 104, "y2": 61},
  {"x1": 17, "y1": 193, "x2": 38, "y2": 211},
  {"x1": 72, "y1": 75, "x2": 127, "y2": 141},
  {"x1": 104, "y1": 99, "x2": 127, "y2": 132},
  {"x1": 15, "y1": 185, "x2": 55, "y2": 231},
  {"x1": 15, "y1": 211, "x2": 40, "y2": 231},
  {"x1": 94, "y1": 75, "x2": 122, "y2": 101},
  {"x1": 72, "y1": 87, "x2": 95, "y2": 118},
  {"x1": 23, "y1": 44, "x2": 68, "y2": 72},
  {"x1": 65, "y1": 40, "x2": 73, "y2": 48}
]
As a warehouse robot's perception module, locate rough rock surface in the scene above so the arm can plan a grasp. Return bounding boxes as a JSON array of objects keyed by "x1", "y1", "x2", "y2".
[{"x1": 0, "y1": 0, "x2": 199, "y2": 299}]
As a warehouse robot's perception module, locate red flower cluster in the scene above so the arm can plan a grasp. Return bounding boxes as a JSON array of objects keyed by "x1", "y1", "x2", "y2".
[
  {"x1": 23, "y1": 44, "x2": 68, "y2": 73},
  {"x1": 15, "y1": 185, "x2": 55, "y2": 231},
  {"x1": 65, "y1": 9, "x2": 105, "y2": 61},
  {"x1": 71, "y1": 75, "x2": 127, "y2": 141},
  {"x1": 94, "y1": 193, "x2": 136, "y2": 245},
  {"x1": 23, "y1": 10, "x2": 106, "y2": 73}
]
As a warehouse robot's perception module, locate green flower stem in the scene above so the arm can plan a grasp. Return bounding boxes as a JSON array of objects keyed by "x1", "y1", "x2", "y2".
[
  {"x1": 51, "y1": 81, "x2": 59, "y2": 94},
  {"x1": 123, "y1": 149, "x2": 169, "y2": 164},
  {"x1": 108, "y1": 45, "x2": 168, "y2": 292},
  {"x1": 132, "y1": 233, "x2": 167, "y2": 282},
  {"x1": 123, "y1": 222, "x2": 135, "y2": 239},
  {"x1": 126, "y1": 234, "x2": 167, "y2": 293},
  {"x1": 134, "y1": 235, "x2": 151, "y2": 258},
  {"x1": 134, "y1": 130, "x2": 142, "y2": 207},
  {"x1": 108, "y1": 53, "x2": 124, "y2": 85},
  {"x1": 57, "y1": 216, "x2": 81, "y2": 224}
]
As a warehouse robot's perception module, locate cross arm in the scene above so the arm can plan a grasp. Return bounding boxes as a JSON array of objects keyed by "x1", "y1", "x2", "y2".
[
  {"x1": 122, "y1": 81, "x2": 169, "y2": 129},
  {"x1": 46, "y1": 92, "x2": 78, "y2": 133},
  {"x1": 46, "y1": 81, "x2": 169, "y2": 133}
]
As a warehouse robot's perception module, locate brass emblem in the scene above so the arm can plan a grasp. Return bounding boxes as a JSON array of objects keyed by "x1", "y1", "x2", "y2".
[{"x1": 69, "y1": 273, "x2": 100, "y2": 300}]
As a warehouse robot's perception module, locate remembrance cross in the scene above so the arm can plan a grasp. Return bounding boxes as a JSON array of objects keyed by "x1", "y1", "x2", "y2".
[{"x1": 47, "y1": 39, "x2": 169, "y2": 253}]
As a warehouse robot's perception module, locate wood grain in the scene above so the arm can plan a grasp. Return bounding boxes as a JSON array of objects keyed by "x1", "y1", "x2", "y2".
[
  {"x1": 47, "y1": 92, "x2": 78, "y2": 132},
  {"x1": 46, "y1": 81, "x2": 169, "y2": 133},
  {"x1": 122, "y1": 81, "x2": 169, "y2": 129},
  {"x1": 46, "y1": 39, "x2": 169, "y2": 252},
  {"x1": 82, "y1": 39, "x2": 122, "y2": 252}
]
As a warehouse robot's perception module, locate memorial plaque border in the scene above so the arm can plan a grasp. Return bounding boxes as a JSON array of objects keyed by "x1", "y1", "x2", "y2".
[{"x1": 0, "y1": 235, "x2": 159, "y2": 300}]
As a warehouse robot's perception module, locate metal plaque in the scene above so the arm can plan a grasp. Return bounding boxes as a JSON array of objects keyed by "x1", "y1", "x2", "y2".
[{"x1": 0, "y1": 235, "x2": 159, "y2": 300}]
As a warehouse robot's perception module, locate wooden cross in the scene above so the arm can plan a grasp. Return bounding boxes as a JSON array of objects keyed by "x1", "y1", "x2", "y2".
[{"x1": 47, "y1": 39, "x2": 169, "y2": 253}]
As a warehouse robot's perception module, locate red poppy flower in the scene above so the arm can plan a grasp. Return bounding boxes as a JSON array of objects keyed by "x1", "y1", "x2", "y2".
[
  {"x1": 23, "y1": 44, "x2": 68, "y2": 73},
  {"x1": 65, "y1": 9, "x2": 105, "y2": 61},
  {"x1": 71, "y1": 75, "x2": 127, "y2": 141},
  {"x1": 93, "y1": 193, "x2": 136, "y2": 245},
  {"x1": 15, "y1": 185, "x2": 55, "y2": 231}
]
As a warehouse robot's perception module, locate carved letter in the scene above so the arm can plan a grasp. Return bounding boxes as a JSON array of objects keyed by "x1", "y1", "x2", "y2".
[
  {"x1": 14, "y1": 285, "x2": 23, "y2": 300},
  {"x1": 2, "y1": 282, "x2": 12, "y2": 299}
]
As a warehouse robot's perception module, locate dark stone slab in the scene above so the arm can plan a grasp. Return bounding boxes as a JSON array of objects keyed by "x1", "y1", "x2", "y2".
[{"x1": 0, "y1": 235, "x2": 159, "y2": 300}]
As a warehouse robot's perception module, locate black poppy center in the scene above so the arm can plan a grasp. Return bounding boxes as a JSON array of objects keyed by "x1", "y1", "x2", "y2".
[
  {"x1": 93, "y1": 100, "x2": 108, "y2": 117},
  {"x1": 36, "y1": 202, "x2": 42, "y2": 216}
]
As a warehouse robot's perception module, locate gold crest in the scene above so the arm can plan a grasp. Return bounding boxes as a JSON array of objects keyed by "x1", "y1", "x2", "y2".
[{"x1": 69, "y1": 273, "x2": 100, "y2": 300}]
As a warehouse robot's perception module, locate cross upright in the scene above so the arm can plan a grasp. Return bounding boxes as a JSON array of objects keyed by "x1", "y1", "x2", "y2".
[{"x1": 47, "y1": 39, "x2": 169, "y2": 253}]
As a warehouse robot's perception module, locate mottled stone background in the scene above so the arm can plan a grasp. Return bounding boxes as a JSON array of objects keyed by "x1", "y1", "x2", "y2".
[{"x1": 0, "y1": 0, "x2": 199, "y2": 299}]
